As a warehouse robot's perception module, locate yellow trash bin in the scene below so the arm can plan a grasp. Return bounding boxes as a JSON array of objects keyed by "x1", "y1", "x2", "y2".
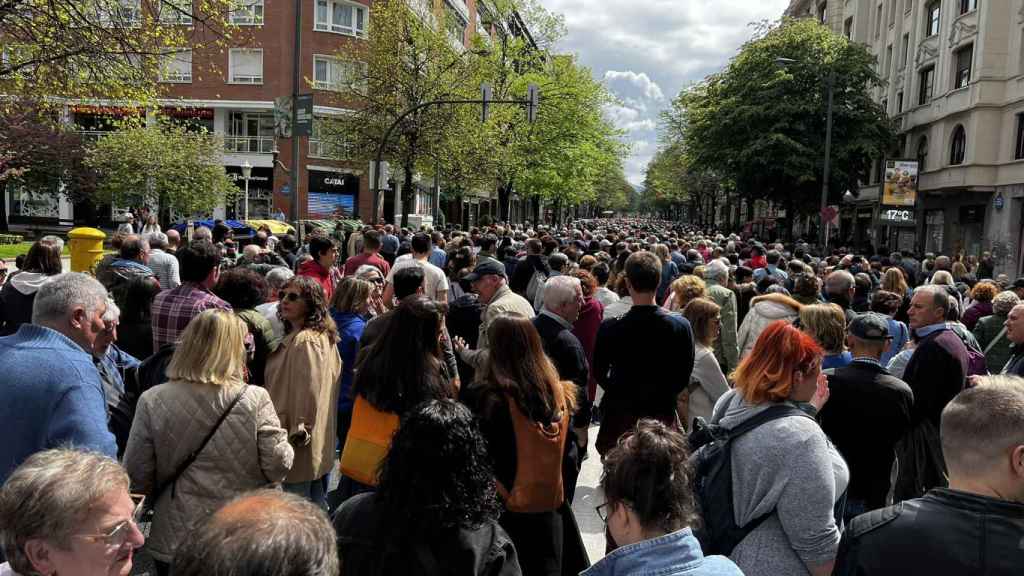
[{"x1": 68, "y1": 227, "x2": 107, "y2": 274}]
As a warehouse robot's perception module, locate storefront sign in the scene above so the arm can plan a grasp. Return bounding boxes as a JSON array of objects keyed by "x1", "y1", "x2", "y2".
[
  {"x1": 295, "y1": 94, "x2": 314, "y2": 137},
  {"x1": 880, "y1": 208, "x2": 916, "y2": 225},
  {"x1": 882, "y1": 159, "x2": 918, "y2": 207},
  {"x1": 160, "y1": 107, "x2": 214, "y2": 120},
  {"x1": 308, "y1": 170, "x2": 359, "y2": 219},
  {"x1": 226, "y1": 166, "x2": 273, "y2": 184}
]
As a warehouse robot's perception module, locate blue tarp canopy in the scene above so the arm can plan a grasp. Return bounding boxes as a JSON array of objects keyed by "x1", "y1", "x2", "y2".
[{"x1": 170, "y1": 219, "x2": 255, "y2": 238}]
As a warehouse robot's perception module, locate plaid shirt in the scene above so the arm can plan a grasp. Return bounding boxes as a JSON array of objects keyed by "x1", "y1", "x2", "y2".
[{"x1": 151, "y1": 283, "x2": 231, "y2": 350}]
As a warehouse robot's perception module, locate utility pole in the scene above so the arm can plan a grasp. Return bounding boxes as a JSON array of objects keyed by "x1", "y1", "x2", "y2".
[
  {"x1": 290, "y1": 0, "x2": 302, "y2": 224},
  {"x1": 820, "y1": 69, "x2": 835, "y2": 252}
]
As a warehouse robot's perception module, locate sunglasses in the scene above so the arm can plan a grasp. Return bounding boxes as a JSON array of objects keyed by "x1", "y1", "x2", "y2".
[
  {"x1": 279, "y1": 291, "x2": 302, "y2": 302},
  {"x1": 73, "y1": 494, "x2": 145, "y2": 551}
]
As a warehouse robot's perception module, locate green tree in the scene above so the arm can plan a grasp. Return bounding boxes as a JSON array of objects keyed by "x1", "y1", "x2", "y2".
[
  {"x1": 319, "y1": 0, "x2": 474, "y2": 228},
  {"x1": 0, "y1": 1, "x2": 241, "y2": 107},
  {"x1": 84, "y1": 119, "x2": 236, "y2": 217},
  {"x1": 663, "y1": 18, "x2": 895, "y2": 228}
]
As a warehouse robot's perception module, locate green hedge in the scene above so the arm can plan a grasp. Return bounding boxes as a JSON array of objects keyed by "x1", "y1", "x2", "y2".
[{"x1": 0, "y1": 234, "x2": 23, "y2": 245}]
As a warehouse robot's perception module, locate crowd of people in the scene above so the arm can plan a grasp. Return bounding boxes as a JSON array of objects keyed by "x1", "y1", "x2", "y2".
[{"x1": 1, "y1": 216, "x2": 1024, "y2": 576}]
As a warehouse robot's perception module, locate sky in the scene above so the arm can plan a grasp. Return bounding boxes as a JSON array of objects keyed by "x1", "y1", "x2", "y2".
[{"x1": 542, "y1": 0, "x2": 792, "y2": 186}]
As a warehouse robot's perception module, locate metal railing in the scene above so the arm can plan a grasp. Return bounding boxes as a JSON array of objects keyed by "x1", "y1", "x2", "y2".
[{"x1": 224, "y1": 135, "x2": 274, "y2": 154}]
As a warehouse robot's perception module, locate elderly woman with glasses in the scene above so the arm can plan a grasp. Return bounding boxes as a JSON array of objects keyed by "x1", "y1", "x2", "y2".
[
  {"x1": 354, "y1": 264, "x2": 387, "y2": 318},
  {"x1": 0, "y1": 449, "x2": 146, "y2": 576}
]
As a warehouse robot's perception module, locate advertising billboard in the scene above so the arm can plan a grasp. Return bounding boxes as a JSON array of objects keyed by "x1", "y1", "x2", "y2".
[{"x1": 882, "y1": 159, "x2": 918, "y2": 207}]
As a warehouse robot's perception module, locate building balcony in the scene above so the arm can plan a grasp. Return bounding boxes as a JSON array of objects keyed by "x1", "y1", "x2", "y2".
[{"x1": 224, "y1": 135, "x2": 274, "y2": 154}]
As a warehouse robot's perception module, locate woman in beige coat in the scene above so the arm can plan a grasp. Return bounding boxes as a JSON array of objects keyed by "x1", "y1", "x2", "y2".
[
  {"x1": 124, "y1": 310, "x2": 293, "y2": 576},
  {"x1": 265, "y1": 275, "x2": 342, "y2": 508}
]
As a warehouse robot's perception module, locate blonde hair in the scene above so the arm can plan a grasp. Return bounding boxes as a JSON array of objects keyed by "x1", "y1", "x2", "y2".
[
  {"x1": 653, "y1": 244, "x2": 670, "y2": 263},
  {"x1": 332, "y1": 276, "x2": 373, "y2": 314},
  {"x1": 799, "y1": 303, "x2": 847, "y2": 354},
  {"x1": 881, "y1": 268, "x2": 908, "y2": 298},
  {"x1": 166, "y1": 309, "x2": 248, "y2": 386},
  {"x1": 682, "y1": 297, "x2": 721, "y2": 348},
  {"x1": 671, "y1": 275, "x2": 706, "y2": 310}
]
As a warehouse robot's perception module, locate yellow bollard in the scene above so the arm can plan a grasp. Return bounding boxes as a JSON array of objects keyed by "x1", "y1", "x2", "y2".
[{"x1": 68, "y1": 227, "x2": 107, "y2": 274}]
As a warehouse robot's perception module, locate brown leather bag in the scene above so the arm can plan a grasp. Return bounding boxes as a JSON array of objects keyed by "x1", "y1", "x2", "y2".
[{"x1": 497, "y1": 384, "x2": 570, "y2": 513}]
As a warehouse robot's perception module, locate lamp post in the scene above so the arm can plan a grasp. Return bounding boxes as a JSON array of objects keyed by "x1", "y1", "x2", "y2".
[
  {"x1": 241, "y1": 160, "x2": 252, "y2": 221},
  {"x1": 776, "y1": 57, "x2": 836, "y2": 253}
]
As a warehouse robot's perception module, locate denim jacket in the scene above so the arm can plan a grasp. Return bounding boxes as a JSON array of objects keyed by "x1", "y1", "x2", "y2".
[{"x1": 582, "y1": 528, "x2": 742, "y2": 576}]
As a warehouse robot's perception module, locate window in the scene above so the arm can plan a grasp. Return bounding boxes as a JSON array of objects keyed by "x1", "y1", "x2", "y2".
[
  {"x1": 228, "y1": 48, "x2": 263, "y2": 84},
  {"x1": 926, "y1": 1, "x2": 941, "y2": 37},
  {"x1": 99, "y1": 0, "x2": 142, "y2": 27},
  {"x1": 444, "y1": 1, "x2": 468, "y2": 45},
  {"x1": 897, "y1": 91, "x2": 904, "y2": 112},
  {"x1": 950, "y1": 125, "x2": 966, "y2": 165},
  {"x1": 876, "y1": 4, "x2": 883, "y2": 38},
  {"x1": 885, "y1": 45, "x2": 893, "y2": 77},
  {"x1": 230, "y1": 0, "x2": 264, "y2": 25},
  {"x1": 917, "y1": 136, "x2": 929, "y2": 171},
  {"x1": 900, "y1": 33, "x2": 909, "y2": 70},
  {"x1": 315, "y1": 0, "x2": 367, "y2": 37},
  {"x1": 954, "y1": 44, "x2": 973, "y2": 89},
  {"x1": 843, "y1": 17, "x2": 853, "y2": 39},
  {"x1": 882, "y1": 99, "x2": 888, "y2": 115},
  {"x1": 819, "y1": 2, "x2": 827, "y2": 24},
  {"x1": 313, "y1": 55, "x2": 364, "y2": 91},
  {"x1": 1015, "y1": 113, "x2": 1024, "y2": 159},
  {"x1": 959, "y1": 0, "x2": 977, "y2": 15},
  {"x1": 905, "y1": 0, "x2": 913, "y2": 12},
  {"x1": 310, "y1": 118, "x2": 347, "y2": 159},
  {"x1": 889, "y1": 0, "x2": 898, "y2": 26},
  {"x1": 159, "y1": 49, "x2": 192, "y2": 83},
  {"x1": 919, "y1": 66, "x2": 935, "y2": 105},
  {"x1": 159, "y1": 0, "x2": 193, "y2": 25}
]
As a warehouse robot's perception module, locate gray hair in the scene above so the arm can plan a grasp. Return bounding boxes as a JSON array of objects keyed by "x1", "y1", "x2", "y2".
[
  {"x1": 173, "y1": 490, "x2": 339, "y2": 576},
  {"x1": 915, "y1": 284, "x2": 952, "y2": 315},
  {"x1": 825, "y1": 270, "x2": 855, "y2": 295},
  {"x1": 31, "y1": 272, "x2": 108, "y2": 326},
  {"x1": 101, "y1": 297, "x2": 120, "y2": 325},
  {"x1": 145, "y1": 231, "x2": 169, "y2": 250},
  {"x1": 355, "y1": 264, "x2": 382, "y2": 280},
  {"x1": 193, "y1": 226, "x2": 213, "y2": 242},
  {"x1": 0, "y1": 449, "x2": 129, "y2": 575},
  {"x1": 705, "y1": 258, "x2": 729, "y2": 282},
  {"x1": 265, "y1": 266, "x2": 295, "y2": 292},
  {"x1": 993, "y1": 291, "x2": 1021, "y2": 315},
  {"x1": 542, "y1": 275, "x2": 581, "y2": 309},
  {"x1": 40, "y1": 234, "x2": 65, "y2": 252},
  {"x1": 243, "y1": 244, "x2": 261, "y2": 258},
  {"x1": 931, "y1": 270, "x2": 955, "y2": 286}
]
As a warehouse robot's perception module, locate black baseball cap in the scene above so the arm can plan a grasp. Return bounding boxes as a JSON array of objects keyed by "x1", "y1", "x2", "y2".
[
  {"x1": 463, "y1": 259, "x2": 506, "y2": 282},
  {"x1": 849, "y1": 313, "x2": 891, "y2": 341},
  {"x1": 1013, "y1": 277, "x2": 1024, "y2": 289}
]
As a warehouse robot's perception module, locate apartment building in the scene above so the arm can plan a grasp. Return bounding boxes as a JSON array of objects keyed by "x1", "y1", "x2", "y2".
[
  {"x1": 785, "y1": 0, "x2": 1024, "y2": 275},
  {"x1": 4, "y1": 0, "x2": 494, "y2": 230}
]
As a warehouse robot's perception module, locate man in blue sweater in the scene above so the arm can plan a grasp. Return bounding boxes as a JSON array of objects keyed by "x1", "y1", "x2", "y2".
[{"x1": 0, "y1": 272, "x2": 117, "y2": 484}]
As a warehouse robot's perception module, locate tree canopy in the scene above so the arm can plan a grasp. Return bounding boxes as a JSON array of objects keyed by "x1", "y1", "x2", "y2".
[{"x1": 657, "y1": 18, "x2": 895, "y2": 218}]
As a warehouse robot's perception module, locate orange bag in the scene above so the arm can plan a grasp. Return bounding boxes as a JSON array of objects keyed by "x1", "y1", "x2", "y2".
[
  {"x1": 339, "y1": 395, "x2": 400, "y2": 486},
  {"x1": 496, "y1": 387, "x2": 569, "y2": 513}
]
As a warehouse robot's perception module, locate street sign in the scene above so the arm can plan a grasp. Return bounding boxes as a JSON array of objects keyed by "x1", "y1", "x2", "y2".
[
  {"x1": 294, "y1": 94, "x2": 314, "y2": 137},
  {"x1": 527, "y1": 84, "x2": 539, "y2": 123},
  {"x1": 481, "y1": 83, "x2": 492, "y2": 123},
  {"x1": 879, "y1": 208, "x2": 916, "y2": 225},
  {"x1": 274, "y1": 96, "x2": 293, "y2": 138}
]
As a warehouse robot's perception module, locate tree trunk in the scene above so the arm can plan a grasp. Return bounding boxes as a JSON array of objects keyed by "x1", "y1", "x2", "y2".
[
  {"x1": 531, "y1": 196, "x2": 541, "y2": 224},
  {"x1": 401, "y1": 161, "x2": 414, "y2": 229},
  {"x1": 497, "y1": 182, "x2": 511, "y2": 223},
  {"x1": 0, "y1": 182, "x2": 8, "y2": 232}
]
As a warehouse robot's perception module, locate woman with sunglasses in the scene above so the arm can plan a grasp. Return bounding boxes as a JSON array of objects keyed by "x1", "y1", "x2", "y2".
[
  {"x1": 123, "y1": 309, "x2": 293, "y2": 576},
  {"x1": 266, "y1": 276, "x2": 342, "y2": 508},
  {"x1": 0, "y1": 449, "x2": 146, "y2": 576},
  {"x1": 354, "y1": 264, "x2": 387, "y2": 318},
  {"x1": 586, "y1": 421, "x2": 741, "y2": 576}
]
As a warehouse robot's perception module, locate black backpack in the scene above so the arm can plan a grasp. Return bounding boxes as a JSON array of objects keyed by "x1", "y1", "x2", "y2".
[{"x1": 688, "y1": 403, "x2": 812, "y2": 556}]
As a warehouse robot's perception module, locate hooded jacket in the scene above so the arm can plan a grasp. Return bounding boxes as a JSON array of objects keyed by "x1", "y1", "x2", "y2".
[
  {"x1": 0, "y1": 271, "x2": 55, "y2": 336},
  {"x1": 711, "y1": 389, "x2": 848, "y2": 576},
  {"x1": 297, "y1": 259, "x2": 334, "y2": 302},
  {"x1": 736, "y1": 293, "x2": 803, "y2": 359}
]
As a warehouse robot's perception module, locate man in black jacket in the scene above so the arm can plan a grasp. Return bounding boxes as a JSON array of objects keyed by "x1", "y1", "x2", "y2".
[
  {"x1": 1001, "y1": 303, "x2": 1024, "y2": 376},
  {"x1": 818, "y1": 313, "x2": 914, "y2": 520},
  {"x1": 593, "y1": 250, "x2": 694, "y2": 456},
  {"x1": 835, "y1": 376, "x2": 1024, "y2": 575},
  {"x1": 532, "y1": 274, "x2": 589, "y2": 501}
]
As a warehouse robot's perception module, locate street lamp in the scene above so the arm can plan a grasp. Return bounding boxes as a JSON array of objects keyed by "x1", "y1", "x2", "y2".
[
  {"x1": 241, "y1": 160, "x2": 253, "y2": 221},
  {"x1": 776, "y1": 57, "x2": 836, "y2": 253}
]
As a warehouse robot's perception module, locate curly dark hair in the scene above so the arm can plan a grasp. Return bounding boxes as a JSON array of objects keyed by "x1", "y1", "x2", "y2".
[
  {"x1": 279, "y1": 276, "x2": 338, "y2": 343},
  {"x1": 375, "y1": 400, "x2": 502, "y2": 545},
  {"x1": 214, "y1": 268, "x2": 267, "y2": 310},
  {"x1": 601, "y1": 419, "x2": 699, "y2": 534}
]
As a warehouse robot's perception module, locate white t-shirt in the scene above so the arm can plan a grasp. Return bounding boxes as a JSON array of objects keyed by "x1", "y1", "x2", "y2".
[{"x1": 386, "y1": 257, "x2": 449, "y2": 302}]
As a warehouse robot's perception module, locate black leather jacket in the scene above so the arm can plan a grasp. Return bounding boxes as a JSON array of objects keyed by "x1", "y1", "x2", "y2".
[{"x1": 835, "y1": 488, "x2": 1024, "y2": 575}]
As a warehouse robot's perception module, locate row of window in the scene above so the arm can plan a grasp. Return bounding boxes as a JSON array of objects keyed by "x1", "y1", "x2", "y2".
[
  {"x1": 88, "y1": 0, "x2": 366, "y2": 38},
  {"x1": 855, "y1": 0, "x2": 977, "y2": 41},
  {"x1": 160, "y1": 49, "x2": 365, "y2": 89},
  {"x1": 911, "y1": 43, "x2": 973, "y2": 107},
  {"x1": 906, "y1": 113, "x2": 1024, "y2": 172}
]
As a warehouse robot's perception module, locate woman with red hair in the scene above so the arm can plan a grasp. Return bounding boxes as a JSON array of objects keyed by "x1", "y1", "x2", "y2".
[{"x1": 709, "y1": 320, "x2": 848, "y2": 576}]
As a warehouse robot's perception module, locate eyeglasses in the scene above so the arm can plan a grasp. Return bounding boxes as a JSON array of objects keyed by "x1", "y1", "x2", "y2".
[
  {"x1": 73, "y1": 494, "x2": 145, "y2": 551},
  {"x1": 368, "y1": 277, "x2": 384, "y2": 285},
  {"x1": 595, "y1": 502, "x2": 610, "y2": 524},
  {"x1": 279, "y1": 291, "x2": 301, "y2": 302}
]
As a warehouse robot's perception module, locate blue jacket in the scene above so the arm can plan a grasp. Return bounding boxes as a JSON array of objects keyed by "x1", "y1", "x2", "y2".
[
  {"x1": 0, "y1": 324, "x2": 117, "y2": 483},
  {"x1": 582, "y1": 528, "x2": 742, "y2": 576},
  {"x1": 331, "y1": 311, "x2": 367, "y2": 413}
]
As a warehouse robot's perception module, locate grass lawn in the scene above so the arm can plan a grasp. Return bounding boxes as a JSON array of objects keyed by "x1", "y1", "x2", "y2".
[{"x1": 0, "y1": 242, "x2": 72, "y2": 261}]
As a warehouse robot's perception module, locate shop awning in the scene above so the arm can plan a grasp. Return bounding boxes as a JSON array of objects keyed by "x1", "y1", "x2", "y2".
[{"x1": 245, "y1": 219, "x2": 294, "y2": 235}]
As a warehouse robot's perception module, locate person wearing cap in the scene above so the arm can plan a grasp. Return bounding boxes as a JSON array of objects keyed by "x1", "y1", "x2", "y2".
[
  {"x1": 453, "y1": 259, "x2": 534, "y2": 369},
  {"x1": 1012, "y1": 278, "x2": 1024, "y2": 301},
  {"x1": 817, "y1": 313, "x2": 914, "y2": 521}
]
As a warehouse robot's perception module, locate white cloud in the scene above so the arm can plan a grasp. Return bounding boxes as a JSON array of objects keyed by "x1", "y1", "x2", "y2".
[
  {"x1": 544, "y1": 0, "x2": 792, "y2": 185},
  {"x1": 603, "y1": 70, "x2": 665, "y2": 101}
]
